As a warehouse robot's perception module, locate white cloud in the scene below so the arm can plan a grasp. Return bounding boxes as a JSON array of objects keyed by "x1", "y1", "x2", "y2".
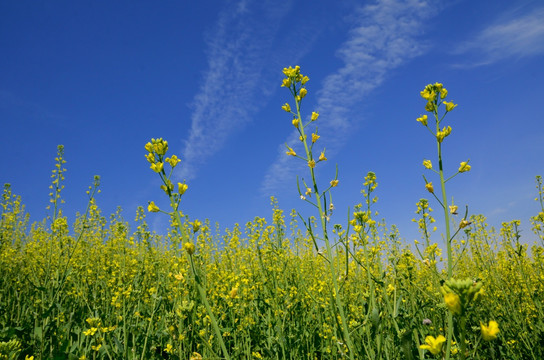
[
  {"x1": 177, "y1": 0, "x2": 319, "y2": 181},
  {"x1": 453, "y1": 7, "x2": 544, "y2": 67},
  {"x1": 262, "y1": 0, "x2": 436, "y2": 193}
]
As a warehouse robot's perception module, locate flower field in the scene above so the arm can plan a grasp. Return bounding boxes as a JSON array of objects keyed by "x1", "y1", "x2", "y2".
[{"x1": 1, "y1": 67, "x2": 543, "y2": 359}]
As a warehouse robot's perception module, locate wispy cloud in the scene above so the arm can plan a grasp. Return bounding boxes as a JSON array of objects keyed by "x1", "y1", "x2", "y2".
[
  {"x1": 262, "y1": 0, "x2": 436, "y2": 193},
  {"x1": 452, "y1": 6, "x2": 544, "y2": 67},
  {"x1": 177, "y1": 0, "x2": 319, "y2": 181}
]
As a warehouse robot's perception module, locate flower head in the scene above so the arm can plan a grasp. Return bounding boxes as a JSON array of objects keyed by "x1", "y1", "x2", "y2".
[
  {"x1": 459, "y1": 161, "x2": 471, "y2": 173},
  {"x1": 311, "y1": 112, "x2": 319, "y2": 121},
  {"x1": 178, "y1": 182, "x2": 188, "y2": 195},
  {"x1": 416, "y1": 115, "x2": 428, "y2": 126},
  {"x1": 147, "y1": 201, "x2": 160, "y2": 213},
  {"x1": 286, "y1": 146, "x2": 296, "y2": 157},
  {"x1": 425, "y1": 182, "x2": 434, "y2": 194},
  {"x1": 281, "y1": 103, "x2": 291, "y2": 112},
  {"x1": 319, "y1": 151, "x2": 327, "y2": 161},
  {"x1": 444, "y1": 101, "x2": 458, "y2": 112},
  {"x1": 183, "y1": 242, "x2": 195, "y2": 255},
  {"x1": 481, "y1": 320, "x2": 499, "y2": 341},
  {"x1": 423, "y1": 159, "x2": 432, "y2": 169},
  {"x1": 330, "y1": 179, "x2": 339, "y2": 187},
  {"x1": 308, "y1": 159, "x2": 316, "y2": 168},
  {"x1": 444, "y1": 292, "x2": 462, "y2": 315},
  {"x1": 420, "y1": 335, "x2": 446, "y2": 355},
  {"x1": 312, "y1": 133, "x2": 320, "y2": 143}
]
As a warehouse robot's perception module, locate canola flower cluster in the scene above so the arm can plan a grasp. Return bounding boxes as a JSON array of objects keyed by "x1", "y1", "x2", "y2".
[{"x1": 0, "y1": 68, "x2": 543, "y2": 359}]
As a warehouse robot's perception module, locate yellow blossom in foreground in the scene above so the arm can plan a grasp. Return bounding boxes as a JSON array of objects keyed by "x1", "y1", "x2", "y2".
[
  {"x1": 444, "y1": 292, "x2": 462, "y2": 314},
  {"x1": 312, "y1": 133, "x2": 320, "y2": 143},
  {"x1": 330, "y1": 179, "x2": 339, "y2": 187},
  {"x1": 440, "y1": 87, "x2": 448, "y2": 99},
  {"x1": 420, "y1": 335, "x2": 446, "y2": 355},
  {"x1": 281, "y1": 78, "x2": 291, "y2": 87},
  {"x1": 319, "y1": 151, "x2": 327, "y2": 161},
  {"x1": 301, "y1": 75, "x2": 309, "y2": 85},
  {"x1": 292, "y1": 117, "x2": 300, "y2": 127},
  {"x1": 459, "y1": 219, "x2": 471, "y2": 229},
  {"x1": 286, "y1": 146, "x2": 296, "y2": 157},
  {"x1": 298, "y1": 88, "x2": 308, "y2": 100},
  {"x1": 178, "y1": 182, "x2": 188, "y2": 195},
  {"x1": 416, "y1": 114, "x2": 428, "y2": 126},
  {"x1": 420, "y1": 87, "x2": 436, "y2": 101},
  {"x1": 423, "y1": 159, "x2": 432, "y2": 169},
  {"x1": 444, "y1": 101, "x2": 458, "y2": 112},
  {"x1": 183, "y1": 242, "x2": 195, "y2": 255},
  {"x1": 425, "y1": 182, "x2": 434, "y2": 194},
  {"x1": 481, "y1": 320, "x2": 499, "y2": 341},
  {"x1": 147, "y1": 201, "x2": 160, "y2": 213},
  {"x1": 150, "y1": 162, "x2": 164, "y2": 173},
  {"x1": 165, "y1": 155, "x2": 181, "y2": 167},
  {"x1": 192, "y1": 220, "x2": 201, "y2": 233},
  {"x1": 308, "y1": 159, "x2": 316, "y2": 168},
  {"x1": 282, "y1": 103, "x2": 291, "y2": 112},
  {"x1": 449, "y1": 205, "x2": 458, "y2": 215},
  {"x1": 459, "y1": 161, "x2": 471, "y2": 173},
  {"x1": 311, "y1": 111, "x2": 319, "y2": 121}
]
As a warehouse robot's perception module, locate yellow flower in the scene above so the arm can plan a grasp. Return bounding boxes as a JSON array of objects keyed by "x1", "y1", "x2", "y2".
[
  {"x1": 144, "y1": 142, "x2": 153, "y2": 153},
  {"x1": 165, "y1": 155, "x2": 181, "y2": 167},
  {"x1": 26, "y1": 356, "x2": 34, "y2": 360},
  {"x1": 299, "y1": 88, "x2": 308, "y2": 99},
  {"x1": 425, "y1": 101, "x2": 435, "y2": 112},
  {"x1": 436, "y1": 126, "x2": 452, "y2": 143},
  {"x1": 311, "y1": 133, "x2": 320, "y2": 143},
  {"x1": 178, "y1": 182, "x2": 188, "y2": 195},
  {"x1": 229, "y1": 287, "x2": 238, "y2": 298},
  {"x1": 444, "y1": 292, "x2": 462, "y2": 314},
  {"x1": 183, "y1": 242, "x2": 195, "y2": 255},
  {"x1": 190, "y1": 352, "x2": 203, "y2": 360},
  {"x1": 311, "y1": 111, "x2": 319, "y2": 121},
  {"x1": 286, "y1": 146, "x2": 296, "y2": 156},
  {"x1": 301, "y1": 75, "x2": 309, "y2": 85},
  {"x1": 440, "y1": 88, "x2": 448, "y2": 99},
  {"x1": 423, "y1": 159, "x2": 432, "y2": 169},
  {"x1": 416, "y1": 115, "x2": 428, "y2": 126},
  {"x1": 91, "y1": 344, "x2": 101, "y2": 351},
  {"x1": 319, "y1": 151, "x2": 327, "y2": 161},
  {"x1": 444, "y1": 101, "x2": 458, "y2": 112},
  {"x1": 481, "y1": 320, "x2": 499, "y2": 341},
  {"x1": 281, "y1": 78, "x2": 291, "y2": 87},
  {"x1": 292, "y1": 117, "x2": 300, "y2": 127},
  {"x1": 330, "y1": 179, "x2": 339, "y2": 187},
  {"x1": 192, "y1": 220, "x2": 201, "y2": 233},
  {"x1": 420, "y1": 87, "x2": 435, "y2": 101},
  {"x1": 420, "y1": 335, "x2": 446, "y2": 355},
  {"x1": 308, "y1": 159, "x2": 316, "y2": 168},
  {"x1": 449, "y1": 205, "x2": 458, "y2": 215},
  {"x1": 459, "y1": 219, "x2": 471, "y2": 229},
  {"x1": 458, "y1": 161, "x2": 471, "y2": 173},
  {"x1": 165, "y1": 344, "x2": 174, "y2": 353},
  {"x1": 425, "y1": 182, "x2": 434, "y2": 194},
  {"x1": 147, "y1": 201, "x2": 160, "y2": 213},
  {"x1": 150, "y1": 162, "x2": 164, "y2": 173},
  {"x1": 281, "y1": 103, "x2": 291, "y2": 112}
]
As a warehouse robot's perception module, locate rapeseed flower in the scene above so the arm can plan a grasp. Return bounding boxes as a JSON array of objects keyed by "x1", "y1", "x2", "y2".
[
  {"x1": 443, "y1": 101, "x2": 458, "y2": 112},
  {"x1": 282, "y1": 103, "x2": 291, "y2": 112},
  {"x1": 458, "y1": 161, "x2": 471, "y2": 173},
  {"x1": 286, "y1": 146, "x2": 296, "y2": 157},
  {"x1": 311, "y1": 111, "x2": 319, "y2": 121},
  {"x1": 444, "y1": 292, "x2": 462, "y2": 314},
  {"x1": 147, "y1": 201, "x2": 160, "y2": 213},
  {"x1": 423, "y1": 159, "x2": 432, "y2": 169},
  {"x1": 425, "y1": 182, "x2": 434, "y2": 194},
  {"x1": 416, "y1": 114, "x2": 428, "y2": 126},
  {"x1": 420, "y1": 335, "x2": 446, "y2": 355},
  {"x1": 319, "y1": 151, "x2": 327, "y2": 161},
  {"x1": 330, "y1": 179, "x2": 339, "y2": 187},
  {"x1": 481, "y1": 320, "x2": 499, "y2": 341}
]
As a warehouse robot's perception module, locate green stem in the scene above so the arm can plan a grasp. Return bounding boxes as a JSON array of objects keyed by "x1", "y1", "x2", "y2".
[
  {"x1": 171, "y1": 205, "x2": 231, "y2": 360},
  {"x1": 294, "y1": 98, "x2": 355, "y2": 359}
]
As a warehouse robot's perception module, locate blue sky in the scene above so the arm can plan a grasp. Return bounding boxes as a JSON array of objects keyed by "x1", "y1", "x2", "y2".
[{"x1": 1, "y1": 0, "x2": 543, "y2": 244}]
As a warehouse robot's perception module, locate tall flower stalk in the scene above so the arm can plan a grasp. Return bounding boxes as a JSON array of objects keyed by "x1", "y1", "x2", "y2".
[
  {"x1": 144, "y1": 138, "x2": 231, "y2": 360},
  {"x1": 417, "y1": 83, "x2": 472, "y2": 359},
  {"x1": 281, "y1": 66, "x2": 355, "y2": 359}
]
